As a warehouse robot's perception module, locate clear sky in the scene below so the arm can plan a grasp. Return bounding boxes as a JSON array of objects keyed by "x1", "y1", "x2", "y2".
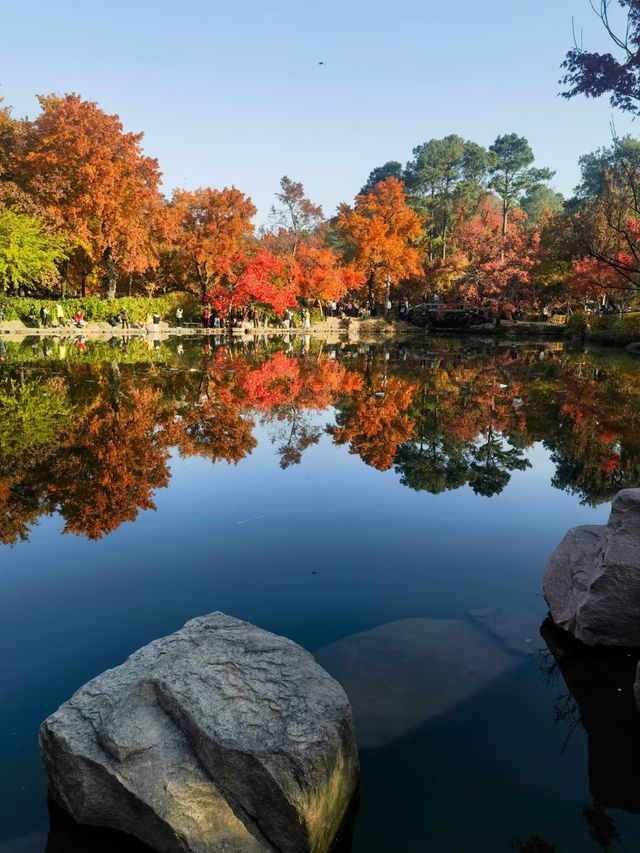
[{"x1": 0, "y1": 0, "x2": 634, "y2": 222}]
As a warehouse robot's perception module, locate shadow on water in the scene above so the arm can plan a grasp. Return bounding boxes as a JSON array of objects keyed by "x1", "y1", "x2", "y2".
[
  {"x1": 46, "y1": 801, "x2": 154, "y2": 852},
  {"x1": 524, "y1": 618, "x2": 640, "y2": 853},
  {"x1": 541, "y1": 618, "x2": 640, "y2": 815}
]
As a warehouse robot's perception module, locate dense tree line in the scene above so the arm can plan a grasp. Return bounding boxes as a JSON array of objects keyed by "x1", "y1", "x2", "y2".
[{"x1": 4, "y1": 0, "x2": 640, "y2": 323}]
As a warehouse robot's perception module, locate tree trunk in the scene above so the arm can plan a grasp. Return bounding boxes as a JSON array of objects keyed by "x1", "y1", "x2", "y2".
[
  {"x1": 60, "y1": 258, "x2": 68, "y2": 298},
  {"x1": 103, "y1": 248, "x2": 117, "y2": 299},
  {"x1": 196, "y1": 262, "x2": 211, "y2": 298},
  {"x1": 109, "y1": 362, "x2": 122, "y2": 410},
  {"x1": 428, "y1": 189, "x2": 435, "y2": 262},
  {"x1": 500, "y1": 201, "x2": 508, "y2": 262}
]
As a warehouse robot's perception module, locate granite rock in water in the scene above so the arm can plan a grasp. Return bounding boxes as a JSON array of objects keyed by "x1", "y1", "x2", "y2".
[
  {"x1": 40, "y1": 612, "x2": 359, "y2": 853},
  {"x1": 543, "y1": 489, "x2": 640, "y2": 646}
]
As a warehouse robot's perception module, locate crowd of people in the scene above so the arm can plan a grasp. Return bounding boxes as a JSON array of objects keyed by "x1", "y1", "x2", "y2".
[
  {"x1": 193, "y1": 298, "x2": 413, "y2": 330},
  {"x1": 22, "y1": 302, "x2": 82, "y2": 329}
]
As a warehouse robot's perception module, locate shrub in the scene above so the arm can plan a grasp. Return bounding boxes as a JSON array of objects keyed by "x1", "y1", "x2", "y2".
[
  {"x1": 0, "y1": 293, "x2": 200, "y2": 324},
  {"x1": 565, "y1": 310, "x2": 640, "y2": 345},
  {"x1": 565, "y1": 309, "x2": 591, "y2": 333}
]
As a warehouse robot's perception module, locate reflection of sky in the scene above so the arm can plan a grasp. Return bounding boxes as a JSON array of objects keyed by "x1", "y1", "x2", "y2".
[{"x1": 0, "y1": 413, "x2": 614, "y2": 851}]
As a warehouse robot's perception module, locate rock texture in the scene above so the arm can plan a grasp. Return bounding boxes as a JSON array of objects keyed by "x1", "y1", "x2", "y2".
[
  {"x1": 543, "y1": 488, "x2": 640, "y2": 646},
  {"x1": 40, "y1": 612, "x2": 359, "y2": 853}
]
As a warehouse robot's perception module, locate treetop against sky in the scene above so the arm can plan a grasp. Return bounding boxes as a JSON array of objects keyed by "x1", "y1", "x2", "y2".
[{"x1": 0, "y1": 0, "x2": 634, "y2": 221}]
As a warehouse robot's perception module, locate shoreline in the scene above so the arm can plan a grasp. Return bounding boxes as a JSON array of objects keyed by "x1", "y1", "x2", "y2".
[
  {"x1": 4, "y1": 317, "x2": 636, "y2": 350},
  {"x1": 0, "y1": 317, "x2": 423, "y2": 344}
]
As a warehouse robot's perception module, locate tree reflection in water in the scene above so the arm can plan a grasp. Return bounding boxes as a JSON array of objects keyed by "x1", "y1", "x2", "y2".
[{"x1": 2, "y1": 337, "x2": 640, "y2": 544}]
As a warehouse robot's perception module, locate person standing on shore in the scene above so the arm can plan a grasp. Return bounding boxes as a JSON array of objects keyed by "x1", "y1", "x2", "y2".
[
  {"x1": 55, "y1": 303, "x2": 64, "y2": 327},
  {"x1": 120, "y1": 307, "x2": 129, "y2": 329},
  {"x1": 201, "y1": 306, "x2": 210, "y2": 329}
]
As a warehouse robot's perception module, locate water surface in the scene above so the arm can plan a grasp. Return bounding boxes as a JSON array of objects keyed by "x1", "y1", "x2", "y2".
[{"x1": 2, "y1": 335, "x2": 640, "y2": 852}]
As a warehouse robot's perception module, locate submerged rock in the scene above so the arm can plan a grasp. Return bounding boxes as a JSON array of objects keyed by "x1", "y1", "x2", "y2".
[
  {"x1": 543, "y1": 489, "x2": 640, "y2": 646},
  {"x1": 315, "y1": 617, "x2": 518, "y2": 748},
  {"x1": 40, "y1": 612, "x2": 359, "y2": 853},
  {"x1": 468, "y1": 607, "x2": 542, "y2": 655}
]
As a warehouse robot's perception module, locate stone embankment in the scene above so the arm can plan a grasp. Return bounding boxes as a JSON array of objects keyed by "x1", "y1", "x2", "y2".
[{"x1": 0, "y1": 317, "x2": 419, "y2": 344}]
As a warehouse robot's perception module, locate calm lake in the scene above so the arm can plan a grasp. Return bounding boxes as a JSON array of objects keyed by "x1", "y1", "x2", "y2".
[{"x1": 2, "y1": 334, "x2": 640, "y2": 852}]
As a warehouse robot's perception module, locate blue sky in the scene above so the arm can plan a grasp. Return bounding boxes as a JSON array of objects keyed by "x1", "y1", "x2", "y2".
[{"x1": 0, "y1": 0, "x2": 634, "y2": 222}]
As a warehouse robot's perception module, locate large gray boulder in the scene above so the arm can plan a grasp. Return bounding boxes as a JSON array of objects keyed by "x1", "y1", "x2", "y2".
[
  {"x1": 543, "y1": 489, "x2": 640, "y2": 646},
  {"x1": 40, "y1": 612, "x2": 359, "y2": 853}
]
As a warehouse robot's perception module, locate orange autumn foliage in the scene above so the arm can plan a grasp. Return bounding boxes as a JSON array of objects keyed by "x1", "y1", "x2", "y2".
[
  {"x1": 170, "y1": 187, "x2": 256, "y2": 294},
  {"x1": 294, "y1": 245, "x2": 364, "y2": 308},
  {"x1": 47, "y1": 386, "x2": 170, "y2": 539},
  {"x1": 567, "y1": 254, "x2": 636, "y2": 301},
  {"x1": 14, "y1": 94, "x2": 167, "y2": 280},
  {"x1": 337, "y1": 177, "x2": 423, "y2": 299},
  {"x1": 331, "y1": 376, "x2": 418, "y2": 470}
]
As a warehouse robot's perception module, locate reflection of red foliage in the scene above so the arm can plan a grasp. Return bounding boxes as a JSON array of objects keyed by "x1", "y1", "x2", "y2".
[
  {"x1": 242, "y1": 352, "x2": 362, "y2": 410},
  {"x1": 242, "y1": 352, "x2": 299, "y2": 408},
  {"x1": 166, "y1": 352, "x2": 257, "y2": 465}
]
